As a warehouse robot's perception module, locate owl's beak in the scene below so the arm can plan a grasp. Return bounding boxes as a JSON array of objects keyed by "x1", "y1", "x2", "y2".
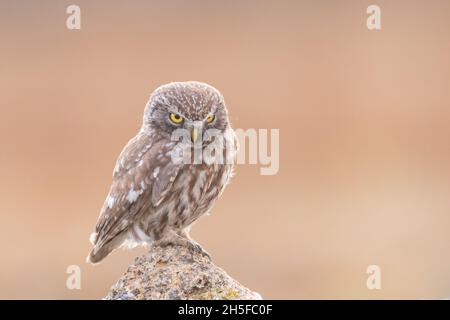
[{"x1": 191, "y1": 128, "x2": 199, "y2": 143}]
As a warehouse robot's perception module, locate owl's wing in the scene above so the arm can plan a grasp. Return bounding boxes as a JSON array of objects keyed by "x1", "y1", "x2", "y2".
[{"x1": 88, "y1": 133, "x2": 181, "y2": 263}]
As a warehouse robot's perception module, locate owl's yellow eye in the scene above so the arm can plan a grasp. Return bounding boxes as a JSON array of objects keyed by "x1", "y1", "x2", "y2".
[
  {"x1": 206, "y1": 114, "x2": 215, "y2": 123},
  {"x1": 169, "y1": 113, "x2": 183, "y2": 124}
]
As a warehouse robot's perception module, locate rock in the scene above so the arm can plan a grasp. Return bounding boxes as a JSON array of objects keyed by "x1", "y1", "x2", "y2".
[{"x1": 105, "y1": 244, "x2": 262, "y2": 300}]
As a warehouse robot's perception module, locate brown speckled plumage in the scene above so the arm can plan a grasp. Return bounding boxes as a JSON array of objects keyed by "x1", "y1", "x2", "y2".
[{"x1": 88, "y1": 82, "x2": 237, "y2": 263}]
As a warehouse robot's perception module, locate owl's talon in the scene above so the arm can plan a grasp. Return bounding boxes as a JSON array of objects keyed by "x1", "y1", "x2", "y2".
[
  {"x1": 186, "y1": 240, "x2": 211, "y2": 260},
  {"x1": 154, "y1": 235, "x2": 211, "y2": 260}
]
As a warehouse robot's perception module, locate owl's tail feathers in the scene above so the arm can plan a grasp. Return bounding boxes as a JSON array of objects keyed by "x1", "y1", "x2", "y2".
[
  {"x1": 87, "y1": 245, "x2": 111, "y2": 264},
  {"x1": 87, "y1": 232, "x2": 128, "y2": 264},
  {"x1": 86, "y1": 232, "x2": 113, "y2": 264}
]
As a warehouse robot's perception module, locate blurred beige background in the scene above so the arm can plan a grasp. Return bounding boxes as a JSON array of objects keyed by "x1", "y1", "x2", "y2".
[{"x1": 1, "y1": 0, "x2": 450, "y2": 299}]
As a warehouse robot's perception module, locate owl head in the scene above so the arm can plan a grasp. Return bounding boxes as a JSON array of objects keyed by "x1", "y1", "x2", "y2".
[{"x1": 143, "y1": 81, "x2": 231, "y2": 146}]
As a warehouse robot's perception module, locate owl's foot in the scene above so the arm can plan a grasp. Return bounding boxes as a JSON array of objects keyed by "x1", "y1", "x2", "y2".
[
  {"x1": 179, "y1": 229, "x2": 212, "y2": 260},
  {"x1": 154, "y1": 232, "x2": 211, "y2": 260},
  {"x1": 186, "y1": 239, "x2": 211, "y2": 260}
]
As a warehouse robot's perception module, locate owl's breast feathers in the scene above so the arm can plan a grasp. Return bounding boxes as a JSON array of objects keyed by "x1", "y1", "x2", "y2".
[{"x1": 88, "y1": 130, "x2": 235, "y2": 263}]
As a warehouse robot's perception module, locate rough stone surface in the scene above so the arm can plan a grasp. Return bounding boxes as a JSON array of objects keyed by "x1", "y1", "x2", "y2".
[{"x1": 105, "y1": 244, "x2": 262, "y2": 300}]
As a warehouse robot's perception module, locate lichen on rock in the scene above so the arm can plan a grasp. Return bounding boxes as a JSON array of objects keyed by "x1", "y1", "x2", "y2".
[{"x1": 105, "y1": 244, "x2": 262, "y2": 300}]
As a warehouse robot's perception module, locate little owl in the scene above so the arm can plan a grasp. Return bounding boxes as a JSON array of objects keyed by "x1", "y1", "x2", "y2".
[{"x1": 88, "y1": 81, "x2": 237, "y2": 263}]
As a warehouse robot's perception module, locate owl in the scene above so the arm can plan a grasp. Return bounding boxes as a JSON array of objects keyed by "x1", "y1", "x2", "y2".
[{"x1": 87, "y1": 81, "x2": 237, "y2": 263}]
